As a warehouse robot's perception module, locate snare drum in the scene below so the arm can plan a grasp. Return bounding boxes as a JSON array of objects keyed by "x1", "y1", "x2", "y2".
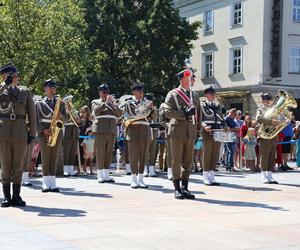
[{"x1": 213, "y1": 131, "x2": 236, "y2": 143}]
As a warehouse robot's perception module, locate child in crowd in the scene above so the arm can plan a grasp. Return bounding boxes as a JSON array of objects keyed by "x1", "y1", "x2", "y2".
[
  {"x1": 81, "y1": 127, "x2": 95, "y2": 175},
  {"x1": 243, "y1": 128, "x2": 257, "y2": 172},
  {"x1": 193, "y1": 136, "x2": 203, "y2": 172}
]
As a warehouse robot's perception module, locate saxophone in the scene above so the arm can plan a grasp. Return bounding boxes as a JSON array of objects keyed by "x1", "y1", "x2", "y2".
[
  {"x1": 258, "y1": 90, "x2": 297, "y2": 139},
  {"x1": 47, "y1": 96, "x2": 64, "y2": 147}
]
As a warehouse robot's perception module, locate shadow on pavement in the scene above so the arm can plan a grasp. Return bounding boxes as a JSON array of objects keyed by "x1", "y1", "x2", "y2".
[
  {"x1": 194, "y1": 198, "x2": 288, "y2": 211},
  {"x1": 22, "y1": 180, "x2": 113, "y2": 198},
  {"x1": 16, "y1": 205, "x2": 87, "y2": 217}
]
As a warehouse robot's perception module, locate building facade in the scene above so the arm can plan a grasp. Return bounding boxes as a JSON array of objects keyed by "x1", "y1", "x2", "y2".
[{"x1": 174, "y1": 0, "x2": 300, "y2": 118}]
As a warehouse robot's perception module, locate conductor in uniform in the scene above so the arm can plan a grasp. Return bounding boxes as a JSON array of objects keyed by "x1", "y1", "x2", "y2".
[
  {"x1": 200, "y1": 86, "x2": 226, "y2": 186},
  {"x1": 0, "y1": 63, "x2": 36, "y2": 207},
  {"x1": 36, "y1": 78, "x2": 66, "y2": 192},
  {"x1": 91, "y1": 84, "x2": 122, "y2": 183},
  {"x1": 165, "y1": 69, "x2": 201, "y2": 199}
]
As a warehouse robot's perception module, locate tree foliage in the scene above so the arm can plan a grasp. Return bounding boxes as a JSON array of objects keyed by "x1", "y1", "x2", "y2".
[
  {"x1": 0, "y1": 0, "x2": 200, "y2": 105},
  {"x1": 83, "y1": 0, "x2": 200, "y2": 102}
]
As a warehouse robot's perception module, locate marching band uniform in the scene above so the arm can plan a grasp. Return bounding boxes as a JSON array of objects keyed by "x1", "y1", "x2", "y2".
[
  {"x1": 256, "y1": 93, "x2": 278, "y2": 184},
  {"x1": 22, "y1": 142, "x2": 34, "y2": 187},
  {"x1": 63, "y1": 114, "x2": 79, "y2": 176},
  {"x1": 36, "y1": 79, "x2": 66, "y2": 192},
  {"x1": 91, "y1": 84, "x2": 122, "y2": 183},
  {"x1": 165, "y1": 69, "x2": 201, "y2": 199},
  {"x1": 158, "y1": 102, "x2": 172, "y2": 179},
  {"x1": 123, "y1": 82, "x2": 156, "y2": 188},
  {"x1": 124, "y1": 140, "x2": 131, "y2": 175},
  {"x1": 145, "y1": 98, "x2": 159, "y2": 177},
  {"x1": 0, "y1": 63, "x2": 36, "y2": 207},
  {"x1": 201, "y1": 86, "x2": 225, "y2": 186}
]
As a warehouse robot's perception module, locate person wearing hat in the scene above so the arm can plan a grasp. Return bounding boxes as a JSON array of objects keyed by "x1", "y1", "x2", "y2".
[
  {"x1": 256, "y1": 93, "x2": 279, "y2": 184},
  {"x1": 62, "y1": 98, "x2": 80, "y2": 177},
  {"x1": 144, "y1": 93, "x2": 159, "y2": 178},
  {"x1": 91, "y1": 83, "x2": 122, "y2": 183},
  {"x1": 164, "y1": 69, "x2": 201, "y2": 199},
  {"x1": 36, "y1": 78, "x2": 66, "y2": 192},
  {"x1": 123, "y1": 81, "x2": 156, "y2": 188},
  {"x1": 201, "y1": 85, "x2": 226, "y2": 186},
  {"x1": 0, "y1": 63, "x2": 36, "y2": 207}
]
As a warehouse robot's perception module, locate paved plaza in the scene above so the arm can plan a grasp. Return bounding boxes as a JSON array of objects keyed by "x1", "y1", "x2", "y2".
[{"x1": 1, "y1": 166, "x2": 300, "y2": 250}]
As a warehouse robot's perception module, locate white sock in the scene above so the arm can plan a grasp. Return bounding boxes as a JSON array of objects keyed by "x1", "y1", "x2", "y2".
[{"x1": 167, "y1": 168, "x2": 173, "y2": 180}]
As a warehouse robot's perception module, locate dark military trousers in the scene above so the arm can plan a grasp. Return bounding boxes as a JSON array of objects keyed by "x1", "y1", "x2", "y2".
[
  {"x1": 158, "y1": 143, "x2": 166, "y2": 170},
  {"x1": 95, "y1": 133, "x2": 115, "y2": 170},
  {"x1": 148, "y1": 129, "x2": 158, "y2": 166},
  {"x1": 128, "y1": 125, "x2": 150, "y2": 175},
  {"x1": 202, "y1": 131, "x2": 221, "y2": 171},
  {"x1": 39, "y1": 132, "x2": 63, "y2": 176},
  {"x1": 0, "y1": 139, "x2": 27, "y2": 184},
  {"x1": 124, "y1": 140, "x2": 130, "y2": 164},
  {"x1": 23, "y1": 143, "x2": 33, "y2": 172},
  {"x1": 170, "y1": 138, "x2": 194, "y2": 180},
  {"x1": 260, "y1": 137, "x2": 277, "y2": 171},
  {"x1": 63, "y1": 137, "x2": 77, "y2": 165},
  {"x1": 148, "y1": 138, "x2": 158, "y2": 166},
  {"x1": 166, "y1": 136, "x2": 172, "y2": 169}
]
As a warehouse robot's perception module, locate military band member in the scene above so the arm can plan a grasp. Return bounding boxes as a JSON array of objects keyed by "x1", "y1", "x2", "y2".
[
  {"x1": 144, "y1": 93, "x2": 159, "y2": 177},
  {"x1": 201, "y1": 86, "x2": 225, "y2": 186},
  {"x1": 165, "y1": 69, "x2": 201, "y2": 199},
  {"x1": 158, "y1": 102, "x2": 172, "y2": 179},
  {"x1": 36, "y1": 78, "x2": 66, "y2": 192},
  {"x1": 91, "y1": 84, "x2": 122, "y2": 183},
  {"x1": 63, "y1": 107, "x2": 80, "y2": 176},
  {"x1": 22, "y1": 142, "x2": 34, "y2": 187},
  {"x1": 123, "y1": 82, "x2": 156, "y2": 188},
  {"x1": 0, "y1": 63, "x2": 36, "y2": 207},
  {"x1": 256, "y1": 93, "x2": 278, "y2": 184}
]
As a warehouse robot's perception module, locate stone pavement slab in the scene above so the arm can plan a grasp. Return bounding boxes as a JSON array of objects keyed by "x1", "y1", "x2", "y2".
[{"x1": 1, "y1": 169, "x2": 300, "y2": 250}]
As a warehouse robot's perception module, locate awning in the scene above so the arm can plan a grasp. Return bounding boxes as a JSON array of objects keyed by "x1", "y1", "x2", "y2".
[{"x1": 216, "y1": 91, "x2": 250, "y2": 101}]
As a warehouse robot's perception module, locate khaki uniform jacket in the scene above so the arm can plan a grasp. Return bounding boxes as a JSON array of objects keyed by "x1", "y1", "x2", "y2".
[
  {"x1": 0, "y1": 83, "x2": 36, "y2": 140},
  {"x1": 165, "y1": 87, "x2": 201, "y2": 140},
  {"x1": 36, "y1": 96, "x2": 67, "y2": 135},
  {"x1": 91, "y1": 98, "x2": 122, "y2": 135},
  {"x1": 64, "y1": 114, "x2": 79, "y2": 138},
  {"x1": 123, "y1": 98, "x2": 156, "y2": 140}
]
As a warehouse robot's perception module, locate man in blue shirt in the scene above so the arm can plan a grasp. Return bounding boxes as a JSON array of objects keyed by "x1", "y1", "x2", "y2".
[{"x1": 280, "y1": 122, "x2": 294, "y2": 171}]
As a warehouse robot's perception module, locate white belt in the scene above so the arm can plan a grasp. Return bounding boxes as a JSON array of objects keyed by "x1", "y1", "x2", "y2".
[
  {"x1": 131, "y1": 121, "x2": 149, "y2": 126},
  {"x1": 204, "y1": 121, "x2": 221, "y2": 124},
  {"x1": 41, "y1": 119, "x2": 51, "y2": 123},
  {"x1": 96, "y1": 115, "x2": 117, "y2": 120},
  {"x1": 65, "y1": 122, "x2": 74, "y2": 126}
]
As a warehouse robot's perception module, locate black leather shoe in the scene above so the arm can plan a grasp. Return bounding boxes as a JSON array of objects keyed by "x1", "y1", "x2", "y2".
[
  {"x1": 22, "y1": 182, "x2": 32, "y2": 187},
  {"x1": 41, "y1": 188, "x2": 50, "y2": 193},
  {"x1": 270, "y1": 180, "x2": 278, "y2": 184},
  {"x1": 211, "y1": 182, "x2": 220, "y2": 186},
  {"x1": 11, "y1": 196, "x2": 26, "y2": 207},
  {"x1": 174, "y1": 190, "x2": 185, "y2": 199},
  {"x1": 50, "y1": 188, "x2": 60, "y2": 192},
  {"x1": 126, "y1": 172, "x2": 131, "y2": 175},
  {"x1": 1, "y1": 197, "x2": 11, "y2": 207},
  {"x1": 181, "y1": 179, "x2": 195, "y2": 200},
  {"x1": 1, "y1": 184, "x2": 11, "y2": 208},
  {"x1": 173, "y1": 179, "x2": 185, "y2": 199},
  {"x1": 104, "y1": 179, "x2": 115, "y2": 183},
  {"x1": 11, "y1": 184, "x2": 26, "y2": 207}
]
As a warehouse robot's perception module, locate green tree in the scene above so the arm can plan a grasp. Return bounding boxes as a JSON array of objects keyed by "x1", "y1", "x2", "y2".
[
  {"x1": 0, "y1": 0, "x2": 92, "y2": 106},
  {"x1": 82, "y1": 0, "x2": 200, "y2": 102}
]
